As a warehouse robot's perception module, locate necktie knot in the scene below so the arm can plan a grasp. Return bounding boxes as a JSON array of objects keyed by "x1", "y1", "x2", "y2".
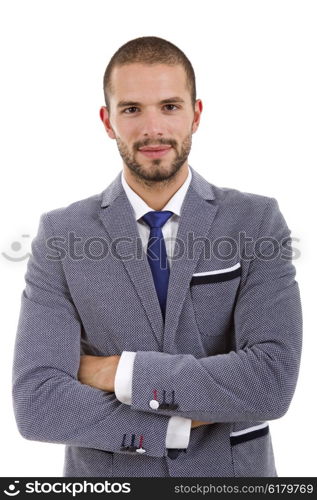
[{"x1": 141, "y1": 210, "x2": 173, "y2": 229}]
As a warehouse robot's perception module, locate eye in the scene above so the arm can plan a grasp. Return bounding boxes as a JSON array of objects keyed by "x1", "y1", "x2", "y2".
[
  {"x1": 123, "y1": 107, "x2": 139, "y2": 114},
  {"x1": 164, "y1": 104, "x2": 179, "y2": 111}
]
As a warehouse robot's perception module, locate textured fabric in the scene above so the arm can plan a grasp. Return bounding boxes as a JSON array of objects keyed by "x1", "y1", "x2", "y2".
[
  {"x1": 141, "y1": 210, "x2": 174, "y2": 317},
  {"x1": 12, "y1": 165, "x2": 302, "y2": 477}
]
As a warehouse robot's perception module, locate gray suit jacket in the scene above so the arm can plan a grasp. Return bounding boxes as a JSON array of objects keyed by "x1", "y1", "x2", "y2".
[{"x1": 12, "y1": 166, "x2": 302, "y2": 477}]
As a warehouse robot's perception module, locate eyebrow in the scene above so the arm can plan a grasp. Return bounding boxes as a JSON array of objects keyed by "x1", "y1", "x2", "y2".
[{"x1": 117, "y1": 97, "x2": 186, "y2": 108}]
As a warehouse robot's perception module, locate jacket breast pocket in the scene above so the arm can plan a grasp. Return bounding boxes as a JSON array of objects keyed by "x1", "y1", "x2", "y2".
[{"x1": 190, "y1": 263, "x2": 241, "y2": 337}]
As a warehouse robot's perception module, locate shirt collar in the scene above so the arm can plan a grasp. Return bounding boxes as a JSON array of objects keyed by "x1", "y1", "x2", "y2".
[{"x1": 121, "y1": 166, "x2": 192, "y2": 221}]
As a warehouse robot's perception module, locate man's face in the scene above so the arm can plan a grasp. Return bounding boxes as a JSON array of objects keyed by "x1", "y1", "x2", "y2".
[{"x1": 100, "y1": 63, "x2": 202, "y2": 183}]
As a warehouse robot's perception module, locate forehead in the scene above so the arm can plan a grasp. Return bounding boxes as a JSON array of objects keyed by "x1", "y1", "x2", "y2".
[{"x1": 110, "y1": 63, "x2": 189, "y2": 101}]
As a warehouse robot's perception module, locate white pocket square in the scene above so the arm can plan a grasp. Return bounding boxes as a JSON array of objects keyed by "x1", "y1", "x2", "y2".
[{"x1": 192, "y1": 262, "x2": 241, "y2": 277}]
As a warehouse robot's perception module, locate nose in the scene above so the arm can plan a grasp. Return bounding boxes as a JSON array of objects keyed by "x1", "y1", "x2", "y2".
[{"x1": 140, "y1": 109, "x2": 165, "y2": 137}]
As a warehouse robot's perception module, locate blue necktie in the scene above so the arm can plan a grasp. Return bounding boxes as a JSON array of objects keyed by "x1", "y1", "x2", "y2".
[{"x1": 141, "y1": 210, "x2": 174, "y2": 319}]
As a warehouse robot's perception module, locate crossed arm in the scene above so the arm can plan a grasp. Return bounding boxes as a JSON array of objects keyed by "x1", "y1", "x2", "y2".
[{"x1": 77, "y1": 354, "x2": 214, "y2": 429}]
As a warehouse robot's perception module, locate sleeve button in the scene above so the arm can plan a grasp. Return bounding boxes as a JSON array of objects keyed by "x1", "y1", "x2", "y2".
[{"x1": 149, "y1": 399, "x2": 159, "y2": 410}]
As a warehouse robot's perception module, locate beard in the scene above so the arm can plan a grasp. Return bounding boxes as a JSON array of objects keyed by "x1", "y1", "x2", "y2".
[{"x1": 115, "y1": 133, "x2": 192, "y2": 184}]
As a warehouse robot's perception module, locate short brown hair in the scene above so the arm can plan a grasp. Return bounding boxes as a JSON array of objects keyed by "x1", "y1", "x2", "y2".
[{"x1": 103, "y1": 36, "x2": 196, "y2": 111}]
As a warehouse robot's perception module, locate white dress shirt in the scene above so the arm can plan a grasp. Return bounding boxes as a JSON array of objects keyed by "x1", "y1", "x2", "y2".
[{"x1": 114, "y1": 166, "x2": 193, "y2": 449}]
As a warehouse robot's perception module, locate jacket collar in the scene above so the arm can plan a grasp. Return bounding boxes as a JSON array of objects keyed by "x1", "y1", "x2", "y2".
[{"x1": 100, "y1": 165, "x2": 215, "y2": 208}]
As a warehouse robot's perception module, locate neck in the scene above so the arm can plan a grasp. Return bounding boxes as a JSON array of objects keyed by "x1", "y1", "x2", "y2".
[{"x1": 122, "y1": 163, "x2": 189, "y2": 211}]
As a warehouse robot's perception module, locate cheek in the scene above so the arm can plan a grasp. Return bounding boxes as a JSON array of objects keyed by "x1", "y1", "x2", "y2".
[
  {"x1": 116, "y1": 122, "x2": 139, "y2": 144},
  {"x1": 110, "y1": 115, "x2": 128, "y2": 134},
  {"x1": 167, "y1": 116, "x2": 192, "y2": 136}
]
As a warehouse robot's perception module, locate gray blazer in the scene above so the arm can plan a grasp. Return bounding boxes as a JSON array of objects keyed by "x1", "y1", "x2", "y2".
[{"x1": 12, "y1": 166, "x2": 302, "y2": 477}]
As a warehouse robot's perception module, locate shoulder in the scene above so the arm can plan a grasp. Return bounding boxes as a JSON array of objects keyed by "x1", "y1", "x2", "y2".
[
  {"x1": 213, "y1": 182, "x2": 274, "y2": 208},
  {"x1": 209, "y1": 182, "x2": 278, "y2": 223},
  {"x1": 209, "y1": 183, "x2": 287, "y2": 237},
  {"x1": 40, "y1": 190, "x2": 104, "y2": 233}
]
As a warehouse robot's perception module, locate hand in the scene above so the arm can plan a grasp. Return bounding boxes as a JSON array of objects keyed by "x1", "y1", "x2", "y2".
[
  {"x1": 77, "y1": 354, "x2": 120, "y2": 392},
  {"x1": 191, "y1": 420, "x2": 214, "y2": 428}
]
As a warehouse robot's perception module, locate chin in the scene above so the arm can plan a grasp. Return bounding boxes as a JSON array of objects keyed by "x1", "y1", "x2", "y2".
[{"x1": 143, "y1": 165, "x2": 179, "y2": 182}]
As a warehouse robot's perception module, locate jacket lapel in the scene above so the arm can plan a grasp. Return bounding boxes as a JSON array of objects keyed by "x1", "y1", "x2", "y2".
[
  {"x1": 163, "y1": 168, "x2": 219, "y2": 351},
  {"x1": 98, "y1": 172, "x2": 164, "y2": 347}
]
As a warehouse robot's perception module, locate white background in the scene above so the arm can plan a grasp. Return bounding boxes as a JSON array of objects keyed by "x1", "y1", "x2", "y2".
[{"x1": 0, "y1": 0, "x2": 316, "y2": 477}]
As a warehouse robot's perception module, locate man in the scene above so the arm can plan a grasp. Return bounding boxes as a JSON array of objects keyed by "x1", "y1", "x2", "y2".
[{"x1": 12, "y1": 36, "x2": 302, "y2": 477}]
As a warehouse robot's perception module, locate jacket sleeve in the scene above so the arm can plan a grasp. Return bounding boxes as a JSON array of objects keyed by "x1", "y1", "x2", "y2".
[
  {"x1": 12, "y1": 212, "x2": 170, "y2": 457},
  {"x1": 115, "y1": 351, "x2": 191, "y2": 448},
  {"x1": 130, "y1": 197, "x2": 303, "y2": 422}
]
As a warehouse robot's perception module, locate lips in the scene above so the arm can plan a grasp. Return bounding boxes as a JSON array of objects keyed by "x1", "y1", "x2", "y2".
[
  {"x1": 138, "y1": 145, "x2": 172, "y2": 158},
  {"x1": 138, "y1": 146, "x2": 172, "y2": 159}
]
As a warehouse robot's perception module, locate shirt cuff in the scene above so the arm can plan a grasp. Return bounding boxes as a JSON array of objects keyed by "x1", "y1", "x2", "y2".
[
  {"x1": 114, "y1": 351, "x2": 136, "y2": 405},
  {"x1": 165, "y1": 416, "x2": 191, "y2": 448}
]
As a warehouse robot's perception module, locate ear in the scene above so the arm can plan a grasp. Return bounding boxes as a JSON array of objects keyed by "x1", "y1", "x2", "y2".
[
  {"x1": 192, "y1": 99, "x2": 203, "y2": 134},
  {"x1": 99, "y1": 106, "x2": 116, "y2": 139}
]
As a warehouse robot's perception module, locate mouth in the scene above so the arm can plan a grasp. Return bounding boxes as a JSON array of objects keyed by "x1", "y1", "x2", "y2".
[{"x1": 138, "y1": 145, "x2": 172, "y2": 159}]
